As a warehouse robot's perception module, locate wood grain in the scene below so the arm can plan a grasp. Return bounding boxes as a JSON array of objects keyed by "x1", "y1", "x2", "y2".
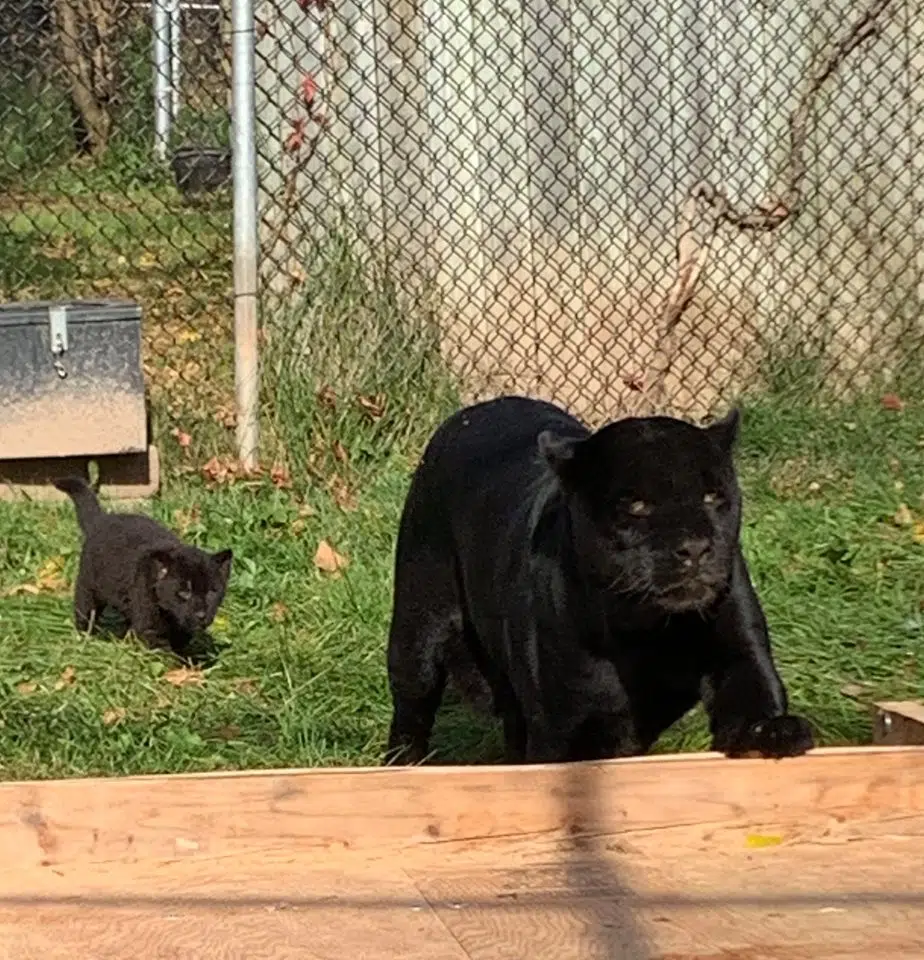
[
  {"x1": 2, "y1": 747, "x2": 924, "y2": 871},
  {"x1": 2, "y1": 747, "x2": 924, "y2": 957}
]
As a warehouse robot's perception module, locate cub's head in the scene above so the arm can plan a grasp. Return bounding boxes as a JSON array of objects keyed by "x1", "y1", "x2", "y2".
[
  {"x1": 145, "y1": 545, "x2": 233, "y2": 633},
  {"x1": 539, "y1": 409, "x2": 742, "y2": 614}
]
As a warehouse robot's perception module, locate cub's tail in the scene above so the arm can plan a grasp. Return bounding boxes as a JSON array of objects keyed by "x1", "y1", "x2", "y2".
[{"x1": 52, "y1": 476, "x2": 104, "y2": 533}]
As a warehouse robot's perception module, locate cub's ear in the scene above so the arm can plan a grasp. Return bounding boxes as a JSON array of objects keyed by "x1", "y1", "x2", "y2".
[
  {"x1": 145, "y1": 549, "x2": 176, "y2": 582},
  {"x1": 538, "y1": 430, "x2": 580, "y2": 479},
  {"x1": 705, "y1": 407, "x2": 741, "y2": 450},
  {"x1": 212, "y1": 549, "x2": 233, "y2": 582}
]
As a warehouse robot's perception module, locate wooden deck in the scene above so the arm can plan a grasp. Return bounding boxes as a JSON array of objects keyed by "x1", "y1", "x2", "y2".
[{"x1": 2, "y1": 746, "x2": 924, "y2": 959}]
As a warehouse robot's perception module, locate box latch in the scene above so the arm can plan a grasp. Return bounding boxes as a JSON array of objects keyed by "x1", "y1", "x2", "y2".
[{"x1": 48, "y1": 305, "x2": 68, "y2": 379}]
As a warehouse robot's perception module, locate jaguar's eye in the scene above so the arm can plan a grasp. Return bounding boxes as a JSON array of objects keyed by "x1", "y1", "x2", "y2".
[{"x1": 629, "y1": 500, "x2": 649, "y2": 516}]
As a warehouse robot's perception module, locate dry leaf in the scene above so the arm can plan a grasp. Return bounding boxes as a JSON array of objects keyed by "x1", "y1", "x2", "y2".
[
  {"x1": 174, "y1": 328, "x2": 201, "y2": 345},
  {"x1": 103, "y1": 707, "x2": 127, "y2": 726},
  {"x1": 171, "y1": 427, "x2": 192, "y2": 450},
  {"x1": 173, "y1": 505, "x2": 201, "y2": 535},
  {"x1": 893, "y1": 503, "x2": 914, "y2": 528},
  {"x1": 164, "y1": 667, "x2": 205, "y2": 688},
  {"x1": 202, "y1": 454, "x2": 262, "y2": 487},
  {"x1": 137, "y1": 251, "x2": 158, "y2": 269},
  {"x1": 881, "y1": 393, "x2": 905, "y2": 412},
  {"x1": 839, "y1": 682, "x2": 871, "y2": 700},
  {"x1": 213, "y1": 404, "x2": 237, "y2": 429},
  {"x1": 4, "y1": 556, "x2": 71, "y2": 596},
  {"x1": 270, "y1": 602, "x2": 289, "y2": 623},
  {"x1": 316, "y1": 384, "x2": 337, "y2": 410},
  {"x1": 913, "y1": 522, "x2": 924, "y2": 545},
  {"x1": 745, "y1": 834, "x2": 784, "y2": 849},
  {"x1": 270, "y1": 463, "x2": 292, "y2": 489},
  {"x1": 54, "y1": 666, "x2": 76, "y2": 691},
  {"x1": 16, "y1": 681, "x2": 37, "y2": 696},
  {"x1": 292, "y1": 504, "x2": 316, "y2": 535},
  {"x1": 314, "y1": 539, "x2": 349, "y2": 575},
  {"x1": 229, "y1": 677, "x2": 259, "y2": 695},
  {"x1": 328, "y1": 474, "x2": 357, "y2": 512},
  {"x1": 357, "y1": 393, "x2": 386, "y2": 420},
  {"x1": 333, "y1": 440, "x2": 349, "y2": 464}
]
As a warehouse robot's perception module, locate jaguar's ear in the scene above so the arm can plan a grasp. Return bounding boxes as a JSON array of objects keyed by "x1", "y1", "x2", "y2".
[
  {"x1": 538, "y1": 430, "x2": 575, "y2": 466},
  {"x1": 538, "y1": 430, "x2": 584, "y2": 485},
  {"x1": 705, "y1": 407, "x2": 741, "y2": 451}
]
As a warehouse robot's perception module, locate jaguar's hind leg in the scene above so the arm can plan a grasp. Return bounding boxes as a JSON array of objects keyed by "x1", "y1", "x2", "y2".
[
  {"x1": 73, "y1": 563, "x2": 99, "y2": 635},
  {"x1": 385, "y1": 547, "x2": 462, "y2": 766}
]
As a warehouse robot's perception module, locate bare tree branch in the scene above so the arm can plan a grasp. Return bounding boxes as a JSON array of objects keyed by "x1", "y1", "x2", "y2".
[{"x1": 643, "y1": 0, "x2": 898, "y2": 412}]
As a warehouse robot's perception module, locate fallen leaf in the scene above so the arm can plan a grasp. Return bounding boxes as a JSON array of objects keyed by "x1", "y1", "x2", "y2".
[
  {"x1": 270, "y1": 602, "x2": 289, "y2": 623},
  {"x1": 16, "y1": 681, "x2": 37, "y2": 696},
  {"x1": 333, "y1": 440, "x2": 349, "y2": 464},
  {"x1": 328, "y1": 474, "x2": 357, "y2": 512},
  {"x1": 914, "y1": 522, "x2": 924, "y2": 545},
  {"x1": 171, "y1": 427, "x2": 192, "y2": 450},
  {"x1": 270, "y1": 463, "x2": 292, "y2": 489},
  {"x1": 839, "y1": 682, "x2": 872, "y2": 700},
  {"x1": 54, "y1": 665, "x2": 76, "y2": 691},
  {"x1": 201, "y1": 454, "x2": 261, "y2": 487},
  {"x1": 316, "y1": 384, "x2": 337, "y2": 410},
  {"x1": 229, "y1": 677, "x2": 259, "y2": 695},
  {"x1": 881, "y1": 393, "x2": 905, "y2": 412},
  {"x1": 164, "y1": 667, "x2": 205, "y2": 688},
  {"x1": 0, "y1": 583, "x2": 40, "y2": 597},
  {"x1": 102, "y1": 707, "x2": 127, "y2": 726},
  {"x1": 36, "y1": 556, "x2": 69, "y2": 592},
  {"x1": 893, "y1": 503, "x2": 914, "y2": 527},
  {"x1": 213, "y1": 404, "x2": 237, "y2": 429},
  {"x1": 137, "y1": 251, "x2": 158, "y2": 269},
  {"x1": 314, "y1": 539, "x2": 349, "y2": 575},
  {"x1": 175, "y1": 328, "x2": 201, "y2": 345},
  {"x1": 173, "y1": 505, "x2": 201, "y2": 535},
  {"x1": 745, "y1": 834, "x2": 784, "y2": 849},
  {"x1": 357, "y1": 393, "x2": 386, "y2": 420}
]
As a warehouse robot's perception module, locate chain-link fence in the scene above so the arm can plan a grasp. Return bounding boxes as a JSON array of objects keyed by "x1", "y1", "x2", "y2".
[
  {"x1": 0, "y1": 0, "x2": 236, "y2": 435},
  {"x1": 254, "y1": 0, "x2": 924, "y2": 431},
  {"x1": 2, "y1": 0, "x2": 923, "y2": 459}
]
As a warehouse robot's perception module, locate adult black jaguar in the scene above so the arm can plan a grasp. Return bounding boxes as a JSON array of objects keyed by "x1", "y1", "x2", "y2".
[{"x1": 384, "y1": 396, "x2": 814, "y2": 766}]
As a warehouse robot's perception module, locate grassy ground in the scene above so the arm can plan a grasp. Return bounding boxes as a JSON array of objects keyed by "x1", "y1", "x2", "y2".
[
  {"x1": 3, "y1": 61, "x2": 923, "y2": 782},
  {"x1": 1, "y1": 392, "x2": 923, "y2": 781}
]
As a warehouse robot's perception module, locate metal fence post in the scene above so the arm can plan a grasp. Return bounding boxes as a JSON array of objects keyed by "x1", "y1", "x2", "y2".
[
  {"x1": 169, "y1": 0, "x2": 183, "y2": 123},
  {"x1": 232, "y1": 0, "x2": 260, "y2": 469},
  {"x1": 152, "y1": 0, "x2": 172, "y2": 161}
]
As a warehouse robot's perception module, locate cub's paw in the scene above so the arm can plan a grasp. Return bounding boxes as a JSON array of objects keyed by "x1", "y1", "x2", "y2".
[{"x1": 722, "y1": 714, "x2": 815, "y2": 760}]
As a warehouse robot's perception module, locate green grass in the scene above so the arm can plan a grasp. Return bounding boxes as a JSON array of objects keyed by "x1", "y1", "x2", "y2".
[{"x1": 2, "y1": 391, "x2": 924, "y2": 781}]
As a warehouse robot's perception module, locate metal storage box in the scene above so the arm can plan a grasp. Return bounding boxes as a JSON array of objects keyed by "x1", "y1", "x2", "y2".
[{"x1": 0, "y1": 299, "x2": 148, "y2": 460}]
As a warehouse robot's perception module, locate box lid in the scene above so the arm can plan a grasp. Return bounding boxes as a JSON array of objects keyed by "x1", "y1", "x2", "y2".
[{"x1": 0, "y1": 299, "x2": 142, "y2": 328}]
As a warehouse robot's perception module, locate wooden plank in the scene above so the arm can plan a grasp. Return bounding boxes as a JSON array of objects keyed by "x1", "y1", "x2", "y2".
[
  {"x1": 2, "y1": 747, "x2": 924, "y2": 871},
  {"x1": 873, "y1": 701, "x2": 924, "y2": 745},
  {"x1": 2, "y1": 748, "x2": 924, "y2": 958}
]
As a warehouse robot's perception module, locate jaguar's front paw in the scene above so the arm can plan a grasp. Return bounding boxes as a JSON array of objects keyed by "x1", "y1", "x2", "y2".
[{"x1": 721, "y1": 714, "x2": 815, "y2": 759}]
